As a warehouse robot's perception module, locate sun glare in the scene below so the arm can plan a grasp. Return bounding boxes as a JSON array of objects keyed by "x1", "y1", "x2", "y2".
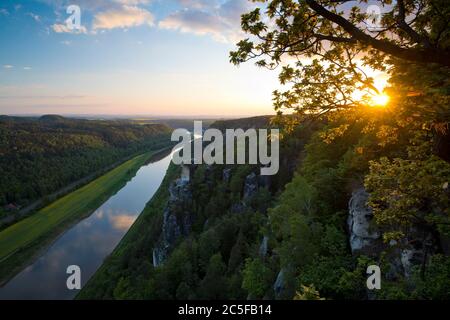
[{"x1": 370, "y1": 93, "x2": 390, "y2": 107}]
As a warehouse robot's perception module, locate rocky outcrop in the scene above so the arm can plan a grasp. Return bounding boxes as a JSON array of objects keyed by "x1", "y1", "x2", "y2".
[
  {"x1": 347, "y1": 187, "x2": 440, "y2": 280},
  {"x1": 273, "y1": 269, "x2": 285, "y2": 298},
  {"x1": 153, "y1": 172, "x2": 194, "y2": 267},
  {"x1": 258, "y1": 174, "x2": 271, "y2": 190},
  {"x1": 273, "y1": 268, "x2": 296, "y2": 299},
  {"x1": 347, "y1": 187, "x2": 382, "y2": 255},
  {"x1": 229, "y1": 171, "x2": 261, "y2": 213},
  {"x1": 259, "y1": 236, "x2": 269, "y2": 258},
  {"x1": 222, "y1": 168, "x2": 232, "y2": 183},
  {"x1": 399, "y1": 228, "x2": 438, "y2": 278},
  {"x1": 243, "y1": 172, "x2": 258, "y2": 200}
]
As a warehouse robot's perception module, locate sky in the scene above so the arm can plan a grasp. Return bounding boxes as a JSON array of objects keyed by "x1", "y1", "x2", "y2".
[{"x1": 0, "y1": 0, "x2": 280, "y2": 117}]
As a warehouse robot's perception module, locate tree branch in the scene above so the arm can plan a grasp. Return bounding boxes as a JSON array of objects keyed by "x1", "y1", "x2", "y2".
[
  {"x1": 396, "y1": 0, "x2": 432, "y2": 48},
  {"x1": 304, "y1": 0, "x2": 450, "y2": 67}
]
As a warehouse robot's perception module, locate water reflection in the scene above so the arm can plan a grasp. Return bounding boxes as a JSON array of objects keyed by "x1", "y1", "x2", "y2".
[{"x1": 0, "y1": 151, "x2": 173, "y2": 300}]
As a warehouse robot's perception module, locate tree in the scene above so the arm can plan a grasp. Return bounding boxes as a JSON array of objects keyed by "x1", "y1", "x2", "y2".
[
  {"x1": 242, "y1": 258, "x2": 273, "y2": 298},
  {"x1": 199, "y1": 254, "x2": 228, "y2": 299},
  {"x1": 231, "y1": 0, "x2": 450, "y2": 118},
  {"x1": 228, "y1": 231, "x2": 247, "y2": 272},
  {"x1": 294, "y1": 284, "x2": 324, "y2": 300},
  {"x1": 365, "y1": 143, "x2": 450, "y2": 242}
]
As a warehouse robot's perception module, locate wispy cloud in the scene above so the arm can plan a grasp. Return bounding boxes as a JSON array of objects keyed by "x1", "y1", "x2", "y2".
[
  {"x1": 159, "y1": 0, "x2": 252, "y2": 42},
  {"x1": 177, "y1": 0, "x2": 220, "y2": 10},
  {"x1": 47, "y1": 1, "x2": 154, "y2": 33},
  {"x1": 3, "y1": 65, "x2": 14, "y2": 69},
  {"x1": 92, "y1": 5, "x2": 154, "y2": 30},
  {"x1": 0, "y1": 94, "x2": 88, "y2": 100},
  {"x1": 0, "y1": 8, "x2": 9, "y2": 16},
  {"x1": 27, "y1": 12, "x2": 41, "y2": 22},
  {"x1": 51, "y1": 23, "x2": 88, "y2": 34}
]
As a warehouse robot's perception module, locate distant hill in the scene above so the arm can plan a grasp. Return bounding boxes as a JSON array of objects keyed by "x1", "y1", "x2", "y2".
[
  {"x1": 210, "y1": 115, "x2": 274, "y2": 131},
  {"x1": 0, "y1": 115, "x2": 172, "y2": 211},
  {"x1": 38, "y1": 114, "x2": 66, "y2": 122},
  {"x1": 129, "y1": 118, "x2": 218, "y2": 131}
]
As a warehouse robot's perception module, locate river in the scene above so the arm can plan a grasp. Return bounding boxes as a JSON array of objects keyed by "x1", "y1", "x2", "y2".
[{"x1": 0, "y1": 150, "x2": 174, "y2": 300}]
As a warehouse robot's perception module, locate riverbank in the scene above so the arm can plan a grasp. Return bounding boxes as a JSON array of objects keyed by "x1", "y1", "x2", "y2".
[
  {"x1": 77, "y1": 162, "x2": 180, "y2": 299},
  {"x1": 0, "y1": 147, "x2": 172, "y2": 286}
]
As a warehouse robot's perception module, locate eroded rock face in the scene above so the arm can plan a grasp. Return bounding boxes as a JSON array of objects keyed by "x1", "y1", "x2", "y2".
[
  {"x1": 347, "y1": 187, "x2": 382, "y2": 255},
  {"x1": 273, "y1": 269, "x2": 285, "y2": 299},
  {"x1": 223, "y1": 168, "x2": 232, "y2": 183},
  {"x1": 399, "y1": 228, "x2": 438, "y2": 278},
  {"x1": 347, "y1": 187, "x2": 439, "y2": 280},
  {"x1": 259, "y1": 236, "x2": 269, "y2": 258},
  {"x1": 243, "y1": 172, "x2": 258, "y2": 200},
  {"x1": 258, "y1": 173, "x2": 271, "y2": 190},
  {"x1": 153, "y1": 177, "x2": 194, "y2": 267},
  {"x1": 230, "y1": 171, "x2": 261, "y2": 213}
]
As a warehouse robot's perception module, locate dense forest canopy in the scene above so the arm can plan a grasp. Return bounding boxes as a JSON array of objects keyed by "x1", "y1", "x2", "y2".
[{"x1": 0, "y1": 115, "x2": 171, "y2": 212}]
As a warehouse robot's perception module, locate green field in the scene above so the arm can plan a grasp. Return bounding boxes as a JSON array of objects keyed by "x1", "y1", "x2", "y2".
[{"x1": 0, "y1": 150, "x2": 159, "y2": 285}]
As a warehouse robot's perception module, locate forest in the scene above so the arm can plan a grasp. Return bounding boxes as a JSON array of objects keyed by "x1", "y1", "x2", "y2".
[
  {"x1": 0, "y1": 115, "x2": 172, "y2": 220},
  {"x1": 80, "y1": 0, "x2": 450, "y2": 300}
]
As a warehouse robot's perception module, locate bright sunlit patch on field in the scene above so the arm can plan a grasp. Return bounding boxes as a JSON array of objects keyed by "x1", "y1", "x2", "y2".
[{"x1": 370, "y1": 93, "x2": 390, "y2": 107}]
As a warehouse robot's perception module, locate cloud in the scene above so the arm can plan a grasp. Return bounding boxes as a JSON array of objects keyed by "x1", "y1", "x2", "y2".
[
  {"x1": 60, "y1": 40, "x2": 72, "y2": 45},
  {"x1": 159, "y1": 0, "x2": 252, "y2": 42},
  {"x1": 27, "y1": 12, "x2": 41, "y2": 22},
  {"x1": 92, "y1": 5, "x2": 154, "y2": 30},
  {"x1": 51, "y1": 23, "x2": 88, "y2": 34},
  {"x1": 3, "y1": 65, "x2": 13, "y2": 69},
  {"x1": 160, "y1": 10, "x2": 229, "y2": 40},
  {"x1": 218, "y1": 0, "x2": 251, "y2": 25},
  {"x1": 177, "y1": 0, "x2": 220, "y2": 9},
  {"x1": 39, "y1": 0, "x2": 124, "y2": 11},
  {"x1": 23, "y1": 66, "x2": 32, "y2": 70},
  {"x1": 115, "y1": 0, "x2": 150, "y2": 4},
  {"x1": 46, "y1": 1, "x2": 154, "y2": 34},
  {"x1": 0, "y1": 8, "x2": 9, "y2": 16},
  {"x1": 0, "y1": 94, "x2": 88, "y2": 100}
]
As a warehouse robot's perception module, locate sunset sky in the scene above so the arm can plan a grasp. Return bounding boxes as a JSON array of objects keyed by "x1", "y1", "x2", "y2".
[{"x1": 0, "y1": 0, "x2": 280, "y2": 117}]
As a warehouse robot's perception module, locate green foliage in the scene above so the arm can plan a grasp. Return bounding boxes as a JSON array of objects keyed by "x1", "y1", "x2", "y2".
[
  {"x1": 294, "y1": 285, "x2": 324, "y2": 300},
  {"x1": 231, "y1": 0, "x2": 450, "y2": 122},
  {"x1": 0, "y1": 116, "x2": 171, "y2": 209},
  {"x1": 199, "y1": 254, "x2": 228, "y2": 299},
  {"x1": 411, "y1": 255, "x2": 450, "y2": 299},
  {"x1": 242, "y1": 258, "x2": 272, "y2": 298},
  {"x1": 366, "y1": 134, "x2": 450, "y2": 241}
]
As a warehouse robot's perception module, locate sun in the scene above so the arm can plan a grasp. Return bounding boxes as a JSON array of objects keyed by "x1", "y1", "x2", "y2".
[{"x1": 370, "y1": 93, "x2": 390, "y2": 107}]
